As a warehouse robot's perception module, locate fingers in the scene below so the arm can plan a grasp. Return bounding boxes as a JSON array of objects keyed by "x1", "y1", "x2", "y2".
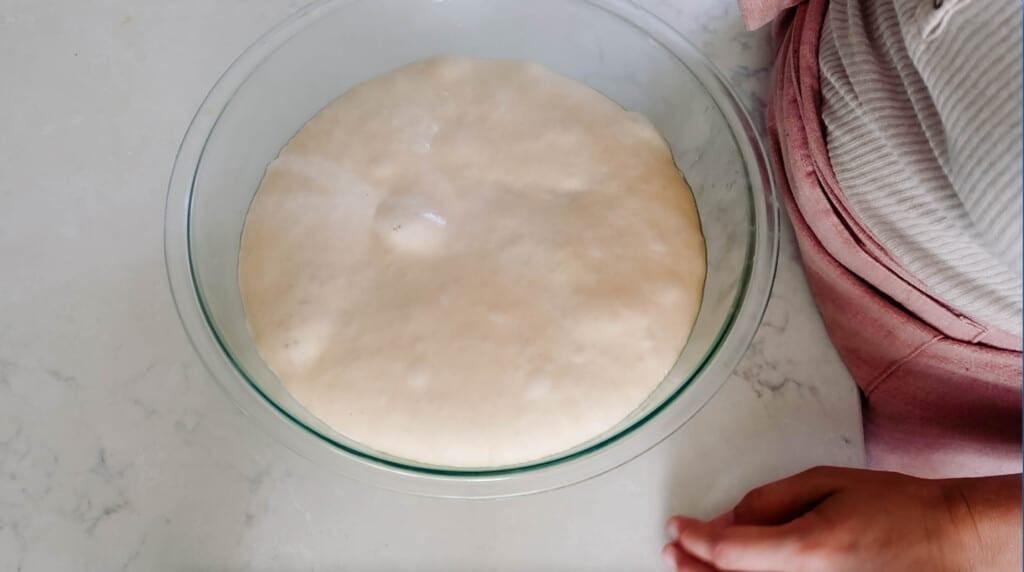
[
  {"x1": 669, "y1": 512, "x2": 733, "y2": 539},
  {"x1": 663, "y1": 542, "x2": 716, "y2": 572},
  {"x1": 672, "y1": 514, "x2": 818, "y2": 572},
  {"x1": 732, "y1": 466, "x2": 856, "y2": 525},
  {"x1": 664, "y1": 468, "x2": 859, "y2": 572}
]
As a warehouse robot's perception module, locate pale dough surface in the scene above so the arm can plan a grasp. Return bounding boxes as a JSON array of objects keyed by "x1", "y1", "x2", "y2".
[{"x1": 240, "y1": 56, "x2": 706, "y2": 468}]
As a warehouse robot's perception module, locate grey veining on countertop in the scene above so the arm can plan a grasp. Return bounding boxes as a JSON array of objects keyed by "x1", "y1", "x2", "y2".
[{"x1": 0, "y1": 1, "x2": 863, "y2": 570}]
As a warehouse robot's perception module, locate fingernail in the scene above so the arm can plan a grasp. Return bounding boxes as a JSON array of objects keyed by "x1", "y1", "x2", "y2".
[
  {"x1": 662, "y1": 544, "x2": 679, "y2": 569},
  {"x1": 668, "y1": 516, "x2": 698, "y2": 538},
  {"x1": 673, "y1": 520, "x2": 713, "y2": 561}
]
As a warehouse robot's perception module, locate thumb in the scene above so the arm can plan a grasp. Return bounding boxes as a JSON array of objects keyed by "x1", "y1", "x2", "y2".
[{"x1": 733, "y1": 466, "x2": 858, "y2": 525}]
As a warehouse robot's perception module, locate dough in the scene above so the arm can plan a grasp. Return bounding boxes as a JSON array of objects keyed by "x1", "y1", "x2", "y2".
[{"x1": 239, "y1": 56, "x2": 706, "y2": 468}]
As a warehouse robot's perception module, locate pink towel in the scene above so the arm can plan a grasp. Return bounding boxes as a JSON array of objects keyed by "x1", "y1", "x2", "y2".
[
  {"x1": 738, "y1": 0, "x2": 803, "y2": 29},
  {"x1": 749, "y1": 0, "x2": 1023, "y2": 477}
]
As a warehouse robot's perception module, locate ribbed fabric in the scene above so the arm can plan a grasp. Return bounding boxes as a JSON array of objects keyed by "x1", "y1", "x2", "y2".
[{"x1": 818, "y1": 0, "x2": 1023, "y2": 337}]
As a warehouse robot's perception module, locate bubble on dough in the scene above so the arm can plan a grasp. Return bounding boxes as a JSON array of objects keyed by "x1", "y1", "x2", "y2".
[{"x1": 372, "y1": 193, "x2": 448, "y2": 254}]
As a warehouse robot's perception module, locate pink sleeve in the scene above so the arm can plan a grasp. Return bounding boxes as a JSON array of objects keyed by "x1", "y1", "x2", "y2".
[{"x1": 737, "y1": 0, "x2": 803, "y2": 29}]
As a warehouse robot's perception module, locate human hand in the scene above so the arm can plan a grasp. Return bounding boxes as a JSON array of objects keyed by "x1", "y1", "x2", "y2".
[{"x1": 663, "y1": 467, "x2": 1022, "y2": 572}]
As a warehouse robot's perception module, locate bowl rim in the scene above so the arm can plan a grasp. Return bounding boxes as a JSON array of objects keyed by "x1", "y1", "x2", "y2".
[{"x1": 165, "y1": 0, "x2": 780, "y2": 498}]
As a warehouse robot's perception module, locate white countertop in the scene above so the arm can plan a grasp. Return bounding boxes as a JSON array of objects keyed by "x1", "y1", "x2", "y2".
[{"x1": 0, "y1": 1, "x2": 864, "y2": 570}]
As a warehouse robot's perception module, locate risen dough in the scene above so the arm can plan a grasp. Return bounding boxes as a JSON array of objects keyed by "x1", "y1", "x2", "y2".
[{"x1": 240, "y1": 56, "x2": 706, "y2": 467}]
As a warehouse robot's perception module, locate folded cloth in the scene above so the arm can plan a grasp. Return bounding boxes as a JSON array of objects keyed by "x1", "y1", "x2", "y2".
[{"x1": 743, "y1": 0, "x2": 1023, "y2": 478}]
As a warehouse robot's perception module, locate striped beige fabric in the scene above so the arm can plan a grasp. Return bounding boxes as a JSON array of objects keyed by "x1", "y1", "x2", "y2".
[{"x1": 819, "y1": 0, "x2": 1022, "y2": 336}]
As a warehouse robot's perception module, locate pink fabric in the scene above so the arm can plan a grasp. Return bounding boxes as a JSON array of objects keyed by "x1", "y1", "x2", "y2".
[
  {"x1": 761, "y1": 0, "x2": 1022, "y2": 478},
  {"x1": 740, "y1": 3, "x2": 1021, "y2": 352},
  {"x1": 738, "y1": 0, "x2": 803, "y2": 29}
]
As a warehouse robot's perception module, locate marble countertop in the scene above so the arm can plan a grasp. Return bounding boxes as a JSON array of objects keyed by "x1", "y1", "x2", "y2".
[{"x1": 0, "y1": 1, "x2": 863, "y2": 570}]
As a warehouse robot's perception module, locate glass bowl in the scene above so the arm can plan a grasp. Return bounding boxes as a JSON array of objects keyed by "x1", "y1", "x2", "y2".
[{"x1": 165, "y1": 0, "x2": 778, "y2": 498}]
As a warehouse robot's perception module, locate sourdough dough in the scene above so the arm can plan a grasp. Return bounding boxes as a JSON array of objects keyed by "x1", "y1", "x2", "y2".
[{"x1": 240, "y1": 55, "x2": 706, "y2": 467}]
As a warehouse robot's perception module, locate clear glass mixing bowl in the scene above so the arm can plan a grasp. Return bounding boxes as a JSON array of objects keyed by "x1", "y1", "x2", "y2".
[{"x1": 165, "y1": 0, "x2": 778, "y2": 498}]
